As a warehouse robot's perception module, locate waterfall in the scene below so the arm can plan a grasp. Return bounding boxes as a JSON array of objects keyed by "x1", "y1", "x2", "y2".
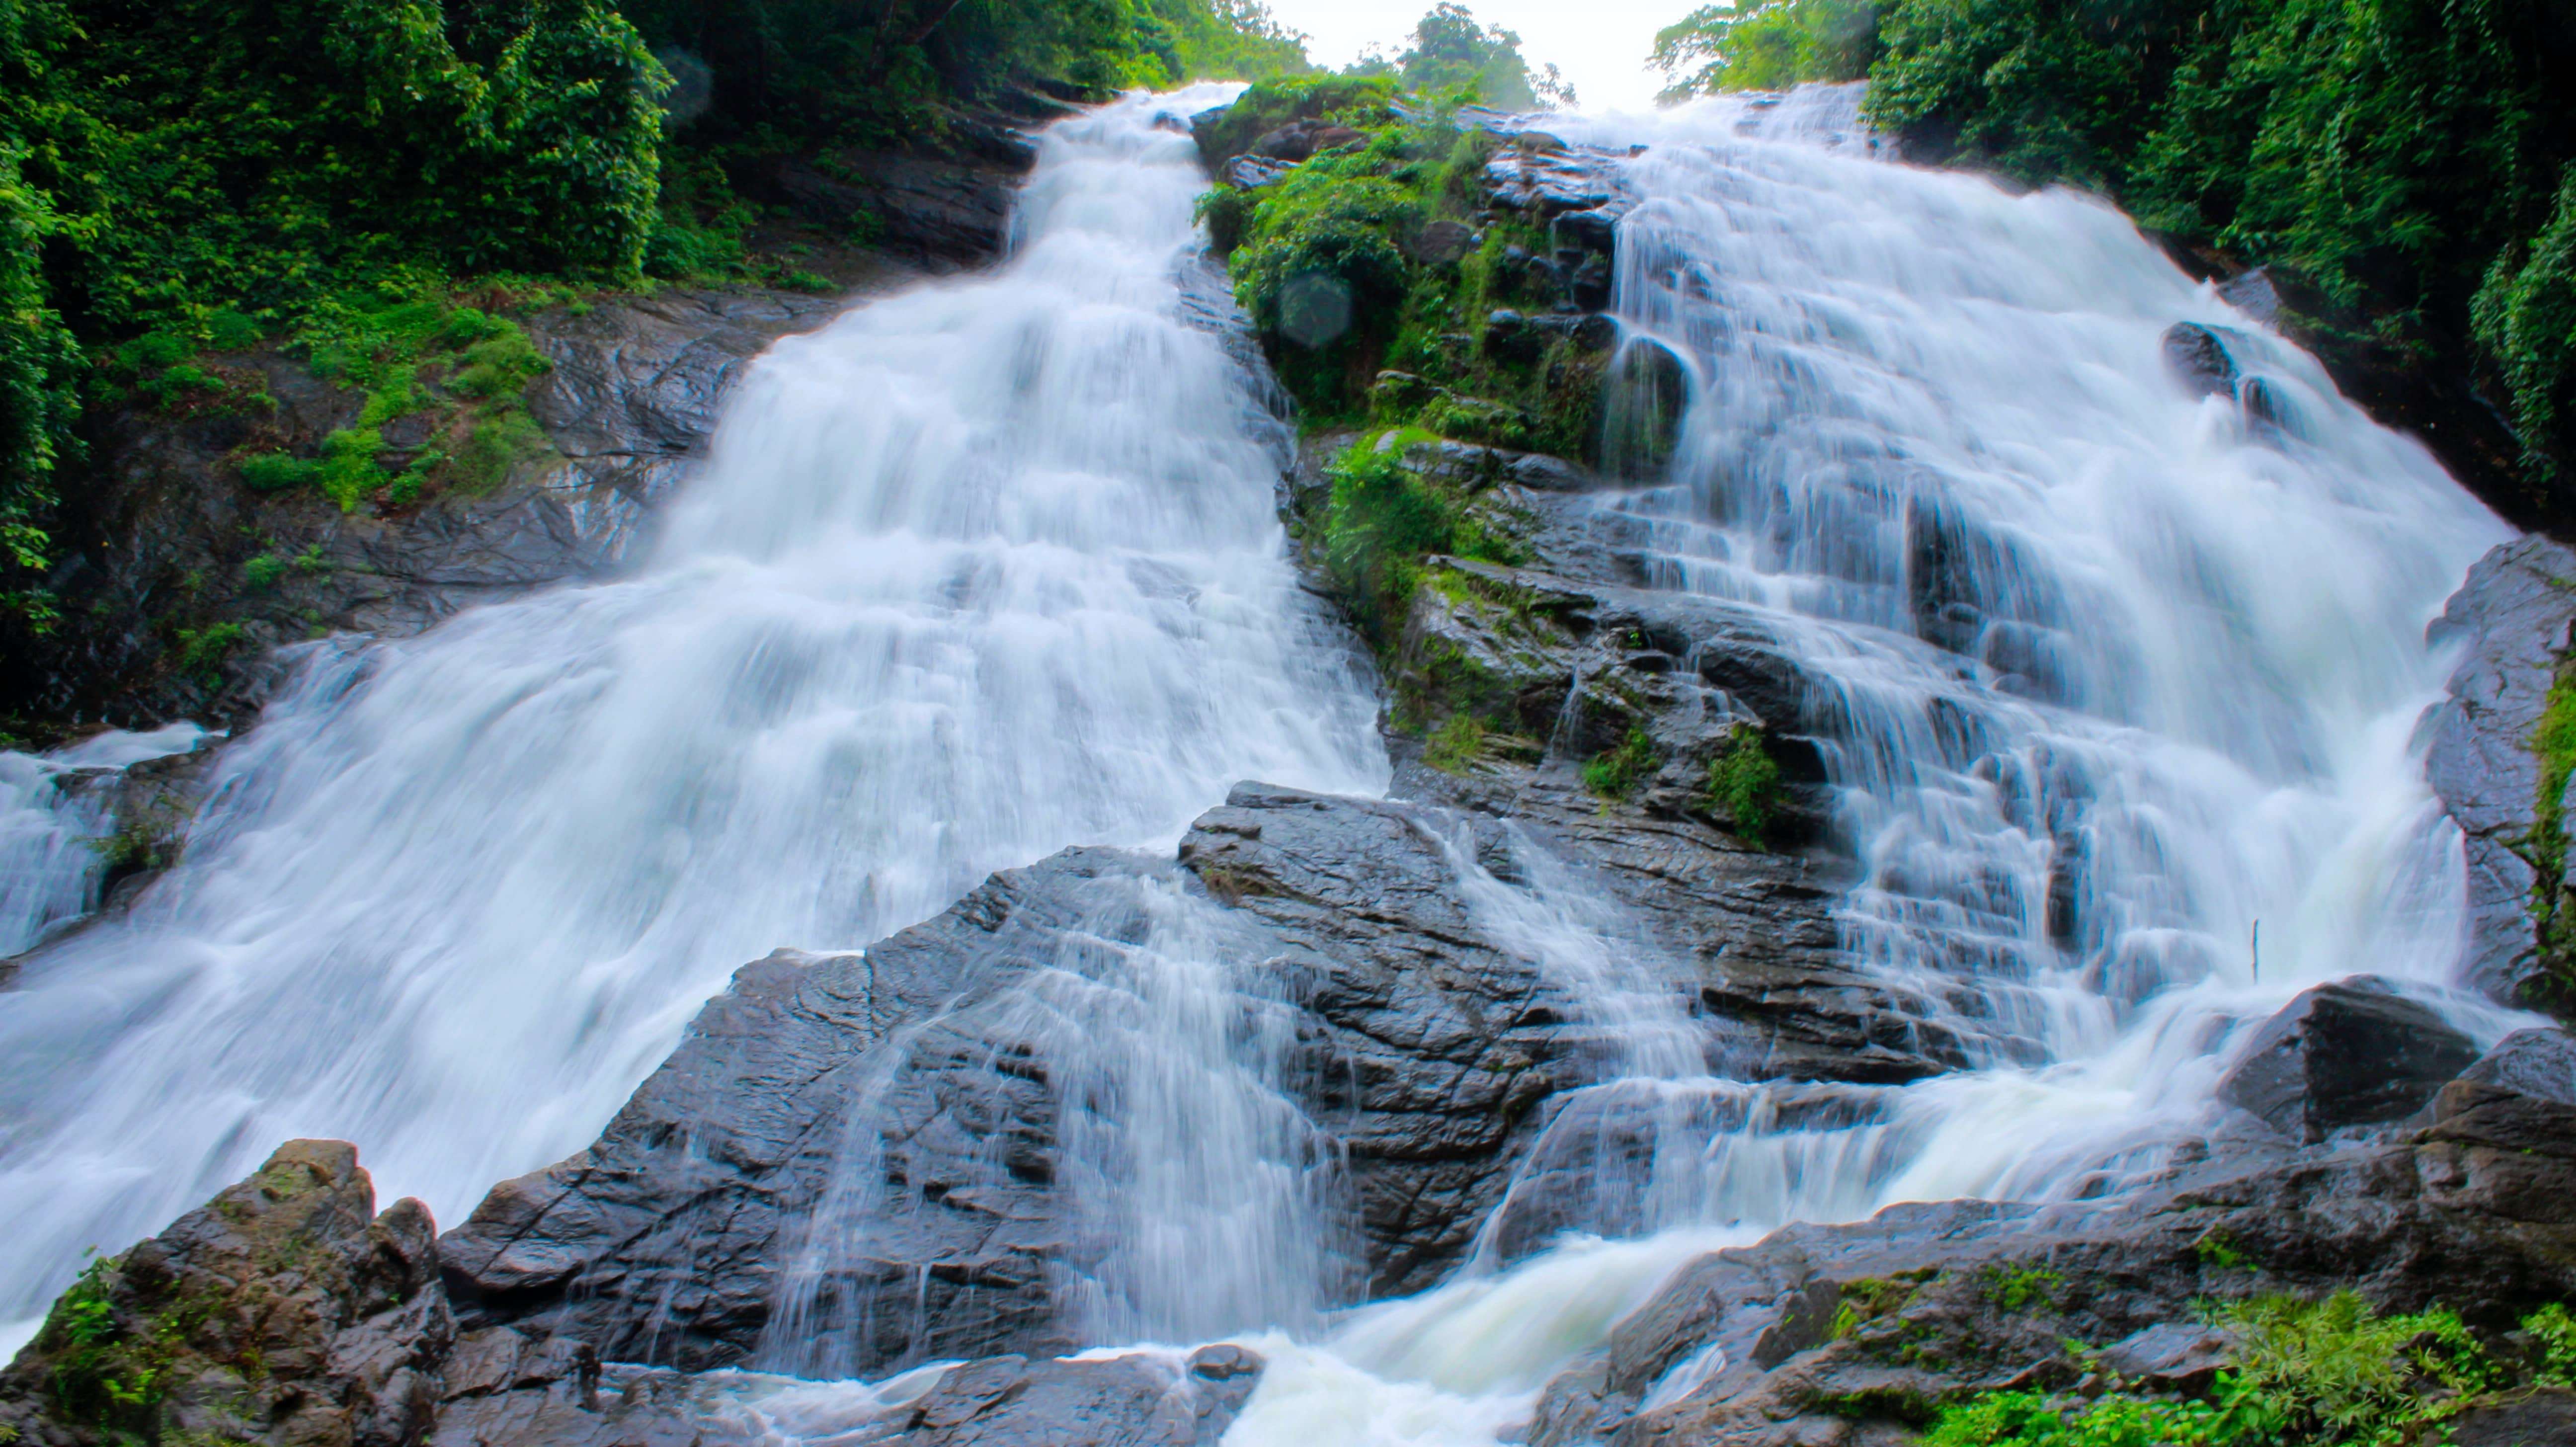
[
  {"x1": 0, "y1": 75, "x2": 2542, "y2": 1444},
  {"x1": 1221, "y1": 85, "x2": 2527, "y2": 1443},
  {"x1": 0, "y1": 84, "x2": 1386, "y2": 1339},
  {"x1": 0, "y1": 724, "x2": 208, "y2": 957}
]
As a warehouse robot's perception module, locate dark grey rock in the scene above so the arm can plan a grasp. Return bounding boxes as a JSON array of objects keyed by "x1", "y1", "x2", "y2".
[
  {"x1": 2461, "y1": 1027, "x2": 2576, "y2": 1105},
  {"x1": 1599, "y1": 339, "x2": 1689, "y2": 481},
  {"x1": 1483, "y1": 138, "x2": 1622, "y2": 216},
  {"x1": 2162, "y1": 321, "x2": 2239, "y2": 399},
  {"x1": 2425, "y1": 535, "x2": 2576, "y2": 1008},
  {"x1": 2447, "y1": 1385, "x2": 2576, "y2": 1447},
  {"x1": 1411, "y1": 219, "x2": 1476, "y2": 264},
  {"x1": 1526, "y1": 1090, "x2": 2576, "y2": 1446},
  {"x1": 2096, "y1": 1321, "x2": 2234, "y2": 1394},
  {"x1": 2216, "y1": 978, "x2": 2481, "y2": 1142},
  {"x1": 846, "y1": 1347, "x2": 1261, "y2": 1447}
]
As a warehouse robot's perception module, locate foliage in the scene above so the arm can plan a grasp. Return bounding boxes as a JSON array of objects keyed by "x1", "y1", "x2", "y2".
[
  {"x1": 1193, "y1": 72, "x2": 1400, "y2": 175},
  {"x1": 1584, "y1": 725, "x2": 1659, "y2": 800},
  {"x1": 170, "y1": 622, "x2": 246, "y2": 683},
  {"x1": 1650, "y1": 0, "x2": 1880, "y2": 100},
  {"x1": 1322, "y1": 439, "x2": 1461, "y2": 643},
  {"x1": 1705, "y1": 728, "x2": 1784, "y2": 846},
  {"x1": 1391, "y1": 3, "x2": 1574, "y2": 110},
  {"x1": 2476, "y1": 166, "x2": 2576, "y2": 485},
  {"x1": 1923, "y1": 1291, "x2": 2576, "y2": 1447},
  {"x1": 1423, "y1": 712, "x2": 1487, "y2": 772},
  {"x1": 2526, "y1": 664, "x2": 2576, "y2": 997},
  {"x1": 1862, "y1": 0, "x2": 2575, "y2": 483},
  {"x1": 0, "y1": 140, "x2": 76, "y2": 625},
  {"x1": 34, "y1": 1253, "x2": 199, "y2": 1436},
  {"x1": 1153, "y1": 0, "x2": 1312, "y2": 80}
]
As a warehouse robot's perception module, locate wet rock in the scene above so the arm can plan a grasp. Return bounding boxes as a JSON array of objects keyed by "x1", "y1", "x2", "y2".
[
  {"x1": 2425, "y1": 535, "x2": 2576, "y2": 1009},
  {"x1": 2216, "y1": 978, "x2": 2480, "y2": 1142},
  {"x1": 2096, "y1": 1321, "x2": 2234, "y2": 1394},
  {"x1": 1525, "y1": 1111, "x2": 2576, "y2": 1447},
  {"x1": 8, "y1": 289, "x2": 850, "y2": 730},
  {"x1": 1598, "y1": 339, "x2": 1689, "y2": 480},
  {"x1": 2162, "y1": 321, "x2": 2239, "y2": 399},
  {"x1": 1248, "y1": 120, "x2": 1365, "y2": 163},
  {"x1": 2447, "y1": 1386, "x2": 2576, "y2": 1446},
  {"x1": 2460, "y1": 1026, "x2": 2576, "y2": 1104},
  {"x1": 0, "y1": 1140, "x2": 452, "y2": 1447},
  {"x1": 852, "y1": 1348, "x2": 1261, "y2": 1447},
  {"x1": 1484, "y1": 140, "x2": 1623, "y2": 216},
  {"x1": 1410, "y1": 219, "x2": 1476, "y2": 264}
]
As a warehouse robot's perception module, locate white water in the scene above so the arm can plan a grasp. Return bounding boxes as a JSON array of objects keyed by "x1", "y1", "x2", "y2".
[
  {"x1": 0, "y1": 724, "x2": 208, "y2": 958},
  {"x1": 1214, "y1": 86, "x2": 2530, "y2": 1444},
  {"x1": 0, "y1": 79, "x2": 2540, "y2": 1444},
  {"x1": 0, "y1": 85, "x2": 1384, "y2": 1337}
]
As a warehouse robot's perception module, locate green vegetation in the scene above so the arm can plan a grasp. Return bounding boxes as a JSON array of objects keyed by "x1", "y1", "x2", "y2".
[
  {"x1": 1207, "y1": 92, "x2": 1611, "y2": 452},
  {"x1": 2527, "y1": 665, "x2": 2576, "y2": 999},
  {"x1": 1981, "y1": 1264, "x2": 2064, "y2": 1312},
  {"x1": 1924, "y1": 1291, "x2": 2576, "y2": 1447},
  {"x1": 0, "y1": 0, "x2": 1315, "y2": 643},
  {"x1": 1583, "y1": 724, "x2": 1660, "y2": 800},
  {"x1": 1705, "y1": 727, "x2": 1785, "y2": 846},
  {"x1": 1354, "y1": 2, "x2": 1575, "y2": 109},
  {"x1": 1423, "y1": 712, "x2": 1489, "y2": 772},
  {"x1": 1320, "y1": 437, "x2": 1517, "y2": 646},
  {"x1": 1651, "y1": 0, "x2": 1880, "y2": 99},
  {"x1": 1831, "y1": 1275, "x2": 1921, "y2": 1338},
  {"x1": 33, "y1": 1254, "x2": 198, "y2": 1437}
]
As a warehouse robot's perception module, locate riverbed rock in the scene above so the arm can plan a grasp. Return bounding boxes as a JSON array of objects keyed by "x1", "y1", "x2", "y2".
[
  {"x1": 2424, "y1": 535, "x2": 2576, "y2": 1010},
  {"x1": 2460, "y1": 1026, "x2": 2576, "y2": 1104},
  {"x1": 2162, "y1": 321, "x2": 2240, "y2": 399},
  {"x1": 2215, "y1": 978, "x2": 2482, "y2": 1141}
]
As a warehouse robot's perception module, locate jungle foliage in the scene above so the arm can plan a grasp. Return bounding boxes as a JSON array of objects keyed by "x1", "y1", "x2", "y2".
[
  {"x1": 0, "y1": 0, "x2": 1308, "y2": 627},
  {"x1": 1353, "y1": 2, "x2": 1576, "y2": 111},
  {"x1": 1923, "y1": 1292, "x2": 2576, "y2": 1447}
]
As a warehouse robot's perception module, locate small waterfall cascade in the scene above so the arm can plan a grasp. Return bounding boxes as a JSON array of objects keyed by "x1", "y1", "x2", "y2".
[
  {"x1": 0, "y1": 84, "x2": 1385, "y2": 1339},
  {"x1": 0, "y1": 724, "x2": 208, "y2": 957}
]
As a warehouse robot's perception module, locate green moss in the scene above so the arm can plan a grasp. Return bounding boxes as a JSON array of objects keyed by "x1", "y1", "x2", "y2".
[
  {"x1": 87, "y1": 820, "x2": 174, "y2": 875},
  {"x1": 2528, "y1": 665, "x2": 2576, "y2": 997},
  {"x1": 1980, "y1": 1265, "x2": 2064, "y2": 1313},
  {"x1": 1583, "y1": 724, "x2": 1658, "y2": 801},
  {"x1": 1830, "y1": 1276, "x2": 1920, "y2": 1339},
  {"x1": 2194, "y1": 1229, "x2": 2249, "y2": 1271},
  {"x1": 1705, "y1": 728, "x2": 1785, "y2": 848},
  {"x1": 240, "y1": 554, "x2": 285, "y2": 592}
]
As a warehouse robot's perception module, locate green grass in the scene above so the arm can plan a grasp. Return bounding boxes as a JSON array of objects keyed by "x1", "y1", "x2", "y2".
[{"x1": 1424, "y1": 713, "x2": 1488, "y2": 773}]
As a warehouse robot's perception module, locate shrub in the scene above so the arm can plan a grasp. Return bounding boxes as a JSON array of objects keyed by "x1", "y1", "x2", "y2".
[
  {"x1": 1322, "y1": 440, "x2": 1458, "y2": 642},
  {"x1": 1705, "y1": 727, "x2": 1784, "y2": 846},
  {"x1": 1584, "y1": 725, "x2": 1659, "y2": 800},
  {"x1": 1423, "y1": 712, "x2": 1487, "y2": 772}
]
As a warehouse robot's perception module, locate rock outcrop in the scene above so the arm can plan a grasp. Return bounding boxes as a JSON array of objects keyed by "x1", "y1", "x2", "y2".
[
  {"x1": 2424, "y1": 535, "x2": 2576, "y2": 1010},
  {"x1": 1523, "y1": 1065, "x2": 2576, "y2": 1447},
  {"x1": 0, "y1": 1142, "x2": 1266, "y2": 1447},
  {"x1": 434, "y1": 780, "x2": 1882, "y2": 1376},
  {"x1": 2215, "y1": 978, "x2": 2483, "y2": 1142}
]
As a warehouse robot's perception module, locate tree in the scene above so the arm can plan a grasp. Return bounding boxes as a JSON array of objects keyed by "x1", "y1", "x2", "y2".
[{"x1": 1389, "y1": 3, "x2": 1574, "y2": 110}]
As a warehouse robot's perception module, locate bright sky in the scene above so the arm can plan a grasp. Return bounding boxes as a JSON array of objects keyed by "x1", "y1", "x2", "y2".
[{"x1": 1267, "y1": 0, "x2": 1691, "y2": 112}]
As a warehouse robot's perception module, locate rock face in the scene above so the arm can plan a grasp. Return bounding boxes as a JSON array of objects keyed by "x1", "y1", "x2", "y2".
[
  {"x1": 2215, "y1": 978, "x2": 2483, "y2": 1141},
  {"x1": 1523, "y1": 1068, "x2": 2576, "y2": 1447},
  {"x1": 2460, "y1": 1025, "x2": 2576, "y2": 1104},
  {"x1": 0, "y1": 1142, "x2": 1265, "y2": 1447},
  {"x1": 434, "y1": 780, "x2": 1879, "y2": 1376},
  {"x1": 2424, "y1": 535, "x2": 2576, "y2": 1009},
  {"x1": 8, "y1": 289, "x2": 852, "y2": 731}
]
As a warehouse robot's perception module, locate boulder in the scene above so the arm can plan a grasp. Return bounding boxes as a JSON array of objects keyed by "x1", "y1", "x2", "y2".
[
  {"x1": 1598, "y1": 338, "x2": 1690, "y2": 480},
  {"x1": 2215, "y1": 978, "x2": 2481, "y2": 1142},
  {"x1": 0, "y1": 1140, "x2": 452, "y2": 1447},
  {"x1": 2460, "y1": 1026, "x2": 2576, "y2": 1105},
  {"x1": 1410, "y1": 219, "x2": 1475, "y2": 264},
  {"x1": 2161, "y1": 321, "x2": 2239, "y2": 399},
  {"x1": 849, "y1": 1347, "x2": 1261, "y2": 1447},
  {"x1": 2447, "y1": 1386, "x2": 2576, "y2": 1447},
  {"x1": 2424, "y1": 535, "x2": 2576, "y2": 1008},
  {"x1": 1247, "y1": 120, "x2": 1365, "y2": 162}
]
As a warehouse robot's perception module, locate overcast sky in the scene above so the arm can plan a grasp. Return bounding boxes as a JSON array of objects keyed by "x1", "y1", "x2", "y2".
[{"x1": 1265, "y1": 0, "x2": 1691, "y2": 112}]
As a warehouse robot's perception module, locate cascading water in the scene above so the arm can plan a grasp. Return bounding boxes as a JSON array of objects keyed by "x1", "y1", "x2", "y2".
[
  {"x1": 0, "y1": 724, "x2": 208, "y2": 957},
  {"x1": 0, "y1": 74, "x2": 2543, "y2": 1447},
  {"x1": 0, "y1": 85, "x2": 1386, "y2": 1343},
  {"x1": 1225, "y1": 85, "x2": 2532, "y2": 1443}
]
